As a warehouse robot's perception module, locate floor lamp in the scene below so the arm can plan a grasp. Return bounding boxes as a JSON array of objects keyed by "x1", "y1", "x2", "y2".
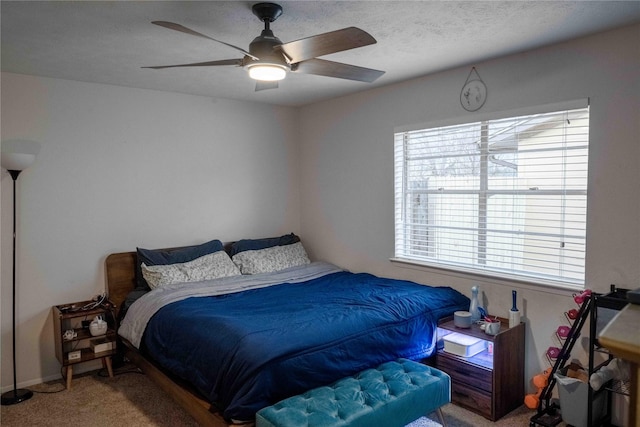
[{"x1": 1, "y1": 140, "x2": 40, "y2": 406}]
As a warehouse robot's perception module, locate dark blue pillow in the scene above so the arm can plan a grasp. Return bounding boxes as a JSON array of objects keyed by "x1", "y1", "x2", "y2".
[
  {"x1": 229, "y1": 233, "x2": 300, "y2": 256},
  {"x1": 135, "y1": 239, "x2": 224, "y2": 290}
]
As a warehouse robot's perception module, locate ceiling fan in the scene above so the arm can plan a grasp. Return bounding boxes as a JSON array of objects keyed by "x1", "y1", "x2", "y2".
[{"x1": 143, "y1": 2, "x2": 385, "y2": 91}]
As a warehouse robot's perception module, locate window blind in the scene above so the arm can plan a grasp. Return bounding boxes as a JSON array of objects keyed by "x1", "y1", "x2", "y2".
[{"x1": 394, "y1": 106, "x2": 590, "y2": 288}]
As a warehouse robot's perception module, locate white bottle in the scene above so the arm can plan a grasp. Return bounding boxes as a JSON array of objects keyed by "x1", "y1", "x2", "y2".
[
  {"x1": 469, "y1": 285, "x2": 481, "y2": 323},
  {"x1": 509, "y1": 290, "x2": 521, "y2": 328}
]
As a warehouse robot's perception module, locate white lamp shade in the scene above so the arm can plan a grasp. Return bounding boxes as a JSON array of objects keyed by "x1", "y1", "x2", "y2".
[{"x1": 1, "y1": 140, "x2": 40, "y2": 171}]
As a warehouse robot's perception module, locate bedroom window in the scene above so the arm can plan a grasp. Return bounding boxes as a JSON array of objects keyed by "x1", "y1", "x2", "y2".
[{"x1": 394, "y1": 102, "x2": 590, "y2": 289}]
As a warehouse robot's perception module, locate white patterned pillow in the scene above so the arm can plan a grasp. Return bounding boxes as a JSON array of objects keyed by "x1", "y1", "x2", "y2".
[
  {"x1": 232, "y1": 242, "x2": 310, "y2": 275},
  {"x1": 142, "y1": 250, "x2": 241, "y2": 289}
]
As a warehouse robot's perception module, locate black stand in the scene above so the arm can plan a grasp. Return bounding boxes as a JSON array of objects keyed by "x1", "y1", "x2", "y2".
[{"x1": 1, "y1": 170, "x2": 33, "y2": 405}]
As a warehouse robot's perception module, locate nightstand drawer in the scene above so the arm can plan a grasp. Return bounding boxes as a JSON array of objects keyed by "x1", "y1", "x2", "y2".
[
  {"x1": 450, "y1": 381, "x2": 492, "y2": 418},
  {"x1": 436, "y1": 352, "x2": 492, "y2": 392}
]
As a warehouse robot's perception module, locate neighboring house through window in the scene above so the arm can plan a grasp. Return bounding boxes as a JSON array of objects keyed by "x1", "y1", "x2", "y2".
[{"x1": 394, "y1": 101, "x2": 589, "y2": 289}]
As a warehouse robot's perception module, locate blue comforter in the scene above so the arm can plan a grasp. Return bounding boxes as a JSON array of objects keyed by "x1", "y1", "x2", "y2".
[{"x1": 139, "y1": 268, "x2": 469, "y2": 422}]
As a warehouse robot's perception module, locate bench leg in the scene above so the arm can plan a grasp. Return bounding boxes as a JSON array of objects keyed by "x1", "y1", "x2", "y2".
[{"x1": 435, "y1": 407, "x2": 447, "y2": 427}]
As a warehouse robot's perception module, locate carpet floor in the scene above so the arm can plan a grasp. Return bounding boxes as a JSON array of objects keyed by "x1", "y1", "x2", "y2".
[{"x1": 1, "y1": 365, "x2": 551, "y2": 426}]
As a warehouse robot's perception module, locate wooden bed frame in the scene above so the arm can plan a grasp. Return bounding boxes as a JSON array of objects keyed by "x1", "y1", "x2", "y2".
[{"x1": 105, "y1": 250, "x2": 244, "y2": 427}]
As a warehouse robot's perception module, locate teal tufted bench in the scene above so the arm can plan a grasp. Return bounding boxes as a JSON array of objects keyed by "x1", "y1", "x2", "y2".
[{"x1": 255, "y1": 359, "x2": 449, "y2": 427}]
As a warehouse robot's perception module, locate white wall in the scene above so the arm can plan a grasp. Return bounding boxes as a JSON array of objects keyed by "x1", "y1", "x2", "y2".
[
  {"x1": 0, "y1": 74, "x2": 300, "y2": 388},
  {"x1": 298, "y1": 24, "x2": 640, "y2": 386}
]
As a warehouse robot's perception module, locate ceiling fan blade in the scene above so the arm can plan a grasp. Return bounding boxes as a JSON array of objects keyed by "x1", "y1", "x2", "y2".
[
  {"x1": 277, "y1": 27, "x2": 376, "y2": 63},
  {"x1": 142, "y1": 59, "x2": 243, "y2": 70},
  {"x1": 152, "y1": 21, "x2": 258, "y2": 60},
  {"x1": 293, "y1": 58, "x2": 384, "y2": 83},
  {"x1": 255, "y1": 81, "x2": 279, "y2": 91}
]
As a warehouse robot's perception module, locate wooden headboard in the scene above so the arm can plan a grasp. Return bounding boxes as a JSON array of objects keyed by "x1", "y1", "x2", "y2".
[{"x1": 105, "y1": 251, "x2": 137, "y2": 318}]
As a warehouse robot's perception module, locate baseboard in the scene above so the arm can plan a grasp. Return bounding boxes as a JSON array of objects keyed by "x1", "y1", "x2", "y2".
[{"x1": 1, "y1": 359, "x2": 103, "y2": 393}]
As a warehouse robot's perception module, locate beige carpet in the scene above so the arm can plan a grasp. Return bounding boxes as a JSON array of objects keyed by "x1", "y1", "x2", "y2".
[{"x1": 1, "y1": 365, "x2": 544, "y2": 427}]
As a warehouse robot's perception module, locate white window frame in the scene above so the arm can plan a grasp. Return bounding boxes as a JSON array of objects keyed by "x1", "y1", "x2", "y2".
[{"x1": 393, "y1": 100, "x2": 590, "y2": 290}]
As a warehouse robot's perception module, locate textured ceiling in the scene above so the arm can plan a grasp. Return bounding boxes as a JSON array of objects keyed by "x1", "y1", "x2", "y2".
[{"x1": 2, "y1": 1, "x2": 640, "y2": 107}]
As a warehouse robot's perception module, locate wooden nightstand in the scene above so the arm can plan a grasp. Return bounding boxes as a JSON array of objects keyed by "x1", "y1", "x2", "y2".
[
  {"x1": 53, "y1": 300, "x2": 116, "y2": 389},
  {"x1": 435, "y1": 316, "x2": 525, "y2": 421}
]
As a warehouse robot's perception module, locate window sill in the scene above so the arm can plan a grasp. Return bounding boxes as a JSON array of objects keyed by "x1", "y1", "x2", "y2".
[{"x1": 389, "y1": 257, "x2": 584, "y2": 294}]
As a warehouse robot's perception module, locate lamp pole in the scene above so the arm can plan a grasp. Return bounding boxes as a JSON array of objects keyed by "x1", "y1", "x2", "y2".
[
  {"x1": 1, "y1": 170, "x2": 33, "y2": 405},
  {"x1": 1, "y1": 139, "x2": 40, "y2": 405}
]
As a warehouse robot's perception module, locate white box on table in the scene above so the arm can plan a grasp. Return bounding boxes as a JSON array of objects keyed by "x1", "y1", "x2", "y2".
[
  {"x1": 90, "y1": 337, "x2": 115, "y2": 353},
  {"x1": 442, "y1": 332, "x2": 486, "y2": 357}
]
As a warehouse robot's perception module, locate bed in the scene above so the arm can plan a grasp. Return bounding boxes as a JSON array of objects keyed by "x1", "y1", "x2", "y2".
[{"x1": 105, "y1": 235, "x2": 469, "y2": 426}]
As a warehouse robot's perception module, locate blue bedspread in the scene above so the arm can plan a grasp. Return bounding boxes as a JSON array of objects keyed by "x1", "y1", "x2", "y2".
[{"x1": 140, "y1": 270, "x2": 469, "y2": 422}]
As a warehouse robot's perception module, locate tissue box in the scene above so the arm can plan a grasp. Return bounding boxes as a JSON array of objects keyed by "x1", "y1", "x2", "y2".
[
  {"x1": 442, "y1": 332, "x2": 486, "y2": 357},
  {"x1": 90, "y1": 337, "x2": 115, "y2": 353}
]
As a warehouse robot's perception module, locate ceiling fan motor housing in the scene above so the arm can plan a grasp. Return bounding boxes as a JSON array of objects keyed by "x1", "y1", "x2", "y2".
[
  {"x1": 246, "y1": 3, "x2": 289, "y2": 78},
  {"x1": 247, "y1": 29, "x2": 290, "y2": 70}
]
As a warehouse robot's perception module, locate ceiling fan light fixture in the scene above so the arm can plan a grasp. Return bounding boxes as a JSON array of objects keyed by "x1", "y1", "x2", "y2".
[{"x1": 247, "y1": 63, "x2": 287, "y2": 81}]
